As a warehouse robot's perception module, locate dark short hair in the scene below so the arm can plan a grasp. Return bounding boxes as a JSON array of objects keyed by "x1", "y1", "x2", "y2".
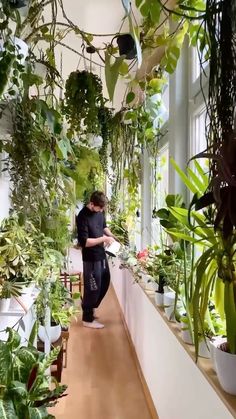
[{"x1": 90, "y1": 191, "x2": 107, "y2": 208}]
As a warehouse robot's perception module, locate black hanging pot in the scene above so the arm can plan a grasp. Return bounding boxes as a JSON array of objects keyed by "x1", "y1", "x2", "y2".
[
  {"x1": 10, "y1": 0, "x2": 27, "y2": 8},
  {"x1": 116, "y1": 34, "x2": 137, "y2": 60}
]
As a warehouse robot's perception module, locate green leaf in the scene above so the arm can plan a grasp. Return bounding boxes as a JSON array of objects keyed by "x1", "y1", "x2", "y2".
[
  {"x1": 56, "y1": 138, "x2": 70, "y2": 160},
  {"x1": 28, "y1": 321, "x2": 39, "y2": 346},
  {"x1": 119, "y1": 61, "x2": 129, "y2": 76},
  {"x1": 9, "y1": 381, "x2": 28, "y2": 398},
  {"x1": 128, "y1": 16, "x2": 142, "y2": 68},
  {"x1": 121, "y1": 0, "x2": 131, "y2": 14},
  {"x1": 186, "y1": 166, "x2": 206, "y2": 194},
  {"x1": 170, "y1": 158, "x2": 198, "y2": 194},
  {"x1": 145, "y1": 127, "x2": 154, "y2": 139},
  {"x1": 0, "y1": 400, "x2": 17, "y2": 419},
  {"x1": 105, "y1": 52, "x2": 124, "y2": 102},
  {"x1": 156, "y1": 208, "x2": 169, "y2": 219},
  {"x1": 166, "y1": 194, "x2": 184, "y2": 208},
  {"x1": 213, "y1": 278, "x2": 225, "y2": 320},
  {"x1": 27, "y1": 406, "x2": 54, "y2": 418},
  {"x1": 224, "y1": 282, "x2": 236, "y2": 354},
  {"x1": 194, "y1": 160, "x2": 208, "y2": 186},
  {"x1": 135, "y1": 0, "x2": 143, "y2": 7},
  {"x1": 6, "y1": 328, "x2": 21, "y2": 351},
  {"x1": 0, "y1": 342, "x2": 12, "y2": 385},
  {"x1": 126, "y1": 91, "x2": 135, "y2": 104},
  {"x1": 140, "y1": 1, "x2": 150, "y2": 16},
  {"x1": 148, "y1": 78, "x2": 165, "y2": 93},
  {"x1": 150, "y1": 1, "x2": 161, "y2": 24},
  {"x1": 162, "y1": 45, "x2": 180, "y2": 74}
]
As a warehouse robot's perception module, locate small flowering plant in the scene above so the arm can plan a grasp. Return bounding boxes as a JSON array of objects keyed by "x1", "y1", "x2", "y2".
[
  {"x1": 137, "y1": 248, "x2": 149, "y2": 264},
  {"x1": 136, "y1": 243, "x2": 185, "y2": 293}
]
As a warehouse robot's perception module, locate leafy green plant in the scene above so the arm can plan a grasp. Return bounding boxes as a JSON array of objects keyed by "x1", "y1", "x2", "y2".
[
  {"x1": 37, "y1": 278, "x2": 79, "y2": 328},
  {"x1": 0, "y1": 215, "x2": 43, "y2": 284},
  {"x1": 0, "y1": 280, "x2": 23, "y2": 299},
  {"x1": 0, "y1": 214, "x2": 65, "y2": 302},
  {"x1": 0, "y1": 327, "x2": 67, "y2": 418},
  {"x1": 107, "y1": 212, "x2": 129, "y2": 246},
  {"x1": 98, "y1": 106, "x2": 114, "y2": 173},
  {"x1": 63, "y1": 70, "x2": 104, "y2": 136},
  {"x1": 165, "y1": 160, "x2": 231, "y2": 356},
  {"x1": 144, "y1": 244, "x2": 185, "y2": 294}
]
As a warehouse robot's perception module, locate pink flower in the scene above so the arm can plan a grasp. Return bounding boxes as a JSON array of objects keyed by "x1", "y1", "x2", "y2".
[{"x1": 137, "y1": 248, "x2": 149, "y2": 261}]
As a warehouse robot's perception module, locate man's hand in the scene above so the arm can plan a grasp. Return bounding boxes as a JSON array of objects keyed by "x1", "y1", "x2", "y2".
[{"x1": 103, "y1": 235, "x2": 115, "y2": 245}]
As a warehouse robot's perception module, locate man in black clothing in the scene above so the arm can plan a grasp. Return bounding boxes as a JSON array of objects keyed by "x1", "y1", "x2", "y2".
[{"x1": 76, "y1": 191, "x2": 115, "y2": 329}]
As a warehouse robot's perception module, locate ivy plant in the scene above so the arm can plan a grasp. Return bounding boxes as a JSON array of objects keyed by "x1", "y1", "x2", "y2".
[{"x1": 63, "y1": 70, "x2": 104, "y2": 136}]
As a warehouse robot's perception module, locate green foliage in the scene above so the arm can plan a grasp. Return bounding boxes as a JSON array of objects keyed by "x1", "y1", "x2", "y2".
[
  {"x1": 41, "y1": 209, "x2": 71, "y2": 255},
  {"x1": 64, "y1": 70, "x2": 104, "y2": 135},
  {"x1": 168, "y1": 160, "x2": 236, "y2": 355},
  {"x1": 36, "y1": 278, "x2": 79, "y2": 328},
  {"x1": 105, "y1": 52, "x2": 125, "y2": 102},
  {"x1": 144, "y1": 244, "x2": 185, "y2": 293},
  {"x1": 0, "y1": 214, "x2": 64, "y2": 298},
  {"x1": 136, "y1": 0, "x2": 161, "y2": 25},
  {"x1": 0, "y1": 328, "x2": 67, "y2": 418},
  {"x1": 107, "y1": 213, "x2": 129, "y2": 246},
  {"x1": 64, "y1": 145, "x2": 104, "y2": 201},
  {"x1": 98, "y1": 106, "x2": 114, "y2": 173}
]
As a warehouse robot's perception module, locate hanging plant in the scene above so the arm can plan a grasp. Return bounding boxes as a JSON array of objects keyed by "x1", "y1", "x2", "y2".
[
  {"x1": 98, "y1": 106, "x2": 114, "y2": 173},
  {"x1": 63, "y1": 70, "x2": 104, "y2": 136}
]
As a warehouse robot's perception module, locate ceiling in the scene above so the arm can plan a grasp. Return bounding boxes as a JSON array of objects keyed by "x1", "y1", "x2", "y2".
[{"x1": 53, "y1": 0, "x2": 131, "y2": 109}]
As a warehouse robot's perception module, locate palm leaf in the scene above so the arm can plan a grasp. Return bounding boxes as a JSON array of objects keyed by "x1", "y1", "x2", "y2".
[{"x1": 224, "y1": 281, "x2": 236, "y2": 354}]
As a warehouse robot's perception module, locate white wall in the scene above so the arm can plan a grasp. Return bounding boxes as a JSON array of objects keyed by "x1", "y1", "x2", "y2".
[
  {"x1": 0, "y1": 177, "x2": 10, "y2": 221},
  {"x1": 110, "y1": 259, "x2": 234, "y2": 419}
]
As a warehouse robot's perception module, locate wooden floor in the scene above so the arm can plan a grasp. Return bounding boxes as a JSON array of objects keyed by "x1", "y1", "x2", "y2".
[{"x1": 51, "y1": 286, "x2": 153, "y2": 419}]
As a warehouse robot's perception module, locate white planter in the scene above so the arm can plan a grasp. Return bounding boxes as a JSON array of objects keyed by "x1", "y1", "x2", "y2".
[
  {"x1": 139, "y1": 272, "x2": 146, "y2": 283},
  {"x1": 215, "y1": 345, "x2": 236, "y2": 395},
  {"x1": 164, "y1": 291, "x2": 175, "y2": 321},
  {"x1": 149, "y1": 281, "x2": 158, "y2": 292},
  {"x1": 209, "y1": 337, "x2": 227, "y2": 372},
  {"x1": 38, "y1": 324, "x2": 61, "y2": 344},
  {"x1": 0, "y1": 298, "x2": 11, "y2": 312},
  {"x1": 199, "y1": 338, "x2": 210, "y2": 359},
  {"x1": 21, "y1": 282, "x2": 36, "y2": 297},
  {"x1": 155, "y1": 292, "x2": 164, "y2": 307},
  {"x1": 180, "y1": 322, "x2": 210, "y2": 358},
  {"x1": 181, "y1": 322, "x2": 193, "y2": 344}
]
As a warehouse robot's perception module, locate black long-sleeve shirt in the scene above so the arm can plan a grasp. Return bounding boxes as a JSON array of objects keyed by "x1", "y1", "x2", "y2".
[{"x1": 76, "y1": 206, "x2": 107, "y2": 261}]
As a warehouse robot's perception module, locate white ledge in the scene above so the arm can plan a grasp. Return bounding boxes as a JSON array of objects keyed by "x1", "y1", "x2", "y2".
[{"x1": 110, "y1": 259, "x2": 236, "y2": 419}]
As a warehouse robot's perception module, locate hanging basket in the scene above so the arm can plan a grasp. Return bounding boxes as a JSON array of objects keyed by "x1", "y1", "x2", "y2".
[
  {"x1": 10, "y1": 0, "x2": 27, "y2": 8},
  {"x1": 116, "y1": 34, "x2": 137, "y2": 60}
]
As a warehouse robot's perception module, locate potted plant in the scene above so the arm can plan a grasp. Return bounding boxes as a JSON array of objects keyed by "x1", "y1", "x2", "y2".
[
  {"x1": 0, "y1": 279, "x2": 23, "y2": 312},
  {"x1": 63, "y1": 70, "x2": 104, "y2": 136},
  {"x1": 0, "y1": 327, "x2": 67, "y2": 417},
  {"x1": 0, "y1": 216, "x2": 41, "y2": 297},
  {"x1": 37, "y1": 278, "x2": 79, "y2": 343}
]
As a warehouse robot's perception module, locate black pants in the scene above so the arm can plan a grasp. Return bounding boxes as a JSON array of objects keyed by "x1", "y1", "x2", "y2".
[{"x1": 82, "y1": 258, "x2": 110, "y2": 322}]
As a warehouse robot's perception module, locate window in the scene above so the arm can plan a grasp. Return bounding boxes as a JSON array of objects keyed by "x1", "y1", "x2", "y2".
[
  {"x1": 191, "y1": 106, "x2": 207, "y2": 156},
  {"x1": 151, "y1": 144, "x2": 169, "y2": 246}
]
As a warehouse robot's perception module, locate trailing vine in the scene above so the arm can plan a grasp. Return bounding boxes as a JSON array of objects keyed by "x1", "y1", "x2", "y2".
[
  {"x1": 98, "y1": 106, "x2": 114, "y2": 173},
  {"x1": 63, "y1": 70, "x2": 104, "y2": 136}
]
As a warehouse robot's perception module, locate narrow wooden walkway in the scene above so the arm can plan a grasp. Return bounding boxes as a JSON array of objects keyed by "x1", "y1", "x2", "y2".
[{"x1": 51, "y1": 286, "x2": 154, "y2": 419}]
